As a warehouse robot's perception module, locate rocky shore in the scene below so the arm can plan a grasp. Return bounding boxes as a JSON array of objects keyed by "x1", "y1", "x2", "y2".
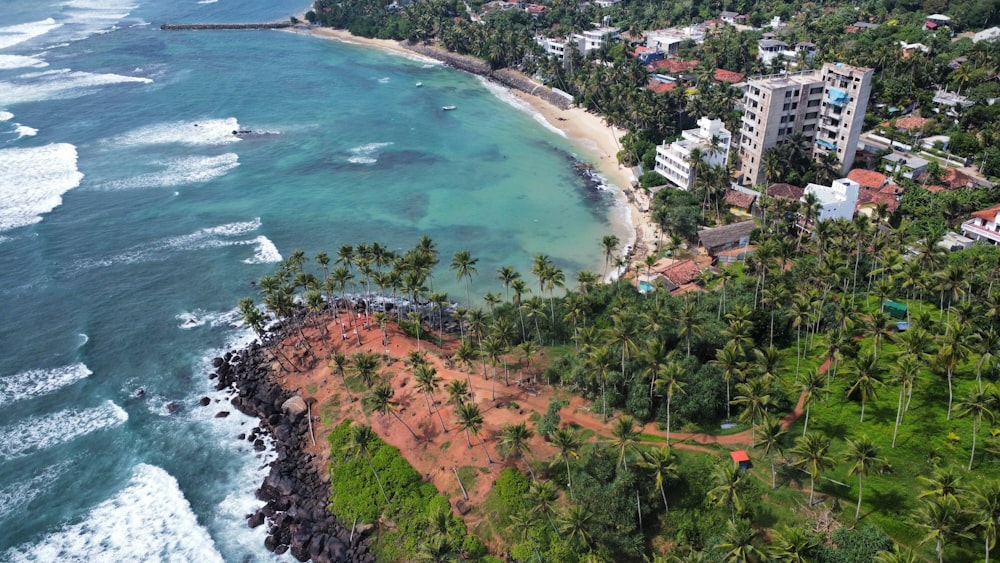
[{"x1": 209, "y1": 340, "x2": 373, "y2": 563}]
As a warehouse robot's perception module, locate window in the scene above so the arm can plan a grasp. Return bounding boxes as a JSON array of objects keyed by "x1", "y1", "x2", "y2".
[
  {"x1": 805, "y1": 112, "x2": 818, "y2": 119},
  {"x1": 807, "y1": 99, "x2": 820, "y2": 107},
  {"x1": 793, "y1": 89, "x2": 800, "y2": 96}
]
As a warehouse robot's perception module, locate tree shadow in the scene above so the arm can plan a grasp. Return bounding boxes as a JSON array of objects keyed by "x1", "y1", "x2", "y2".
[{"x1": 867, "y1": 487, "x2": 910, "y2": 515}]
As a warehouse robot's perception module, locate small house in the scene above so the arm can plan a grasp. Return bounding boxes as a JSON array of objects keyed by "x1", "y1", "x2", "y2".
[
  {"x1": 882, "y1": 300, "x2": 907, "y2": 320},
  {"x1": 730, "y1": 450, "x2": 751, "y2": 470}
]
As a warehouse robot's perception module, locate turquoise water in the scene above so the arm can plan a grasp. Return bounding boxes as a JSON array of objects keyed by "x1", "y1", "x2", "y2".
[{"x1": 0, "y1": 0, "x2": 626, "y2": 559}]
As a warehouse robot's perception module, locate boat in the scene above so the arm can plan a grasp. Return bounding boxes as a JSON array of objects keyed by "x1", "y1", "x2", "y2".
[
  {"x1": 442, "y1": 105, "x2": 456, "y2": 111},
  {"x1": 415, "y1": 82, "x2": 423, "y2": 87}
]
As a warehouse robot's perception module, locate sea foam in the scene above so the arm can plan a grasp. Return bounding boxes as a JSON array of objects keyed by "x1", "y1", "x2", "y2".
[
  {"x1": 0, "y1": 401, "x2": 128, "y2": 461},
  {"x1": 0, "y1": 363, "x2": 92, "y2": 407},
  {"x1": 0, "y1": 19, "x2": 63, "y2": 50},
  {"x1": 0, "y1": 143, "x2": 83, "y2": 233},
  {"x1": 0, "y1": 461, "x2": 70, "y2": 521},
  {"x1": 4, "y1": 464, "x2": 225, "y2": 563},
  {"x1": 348, "y1": 141, "x2": 392, "y2": 164},
  {"x1": 107, "y1": 118, "x2": 242, "y2": 147},
  {"x1": 0, "y1": 69, "x2": 152, "y2": 105},
  {"x1": 99, "y1": 153, "x2": 239, "y2": 190},
  {"x1": 0, "y1": 55, "x2": 48, "y2": 70},
  {"x1": 176, "y1": 307, "x2": 242, "y2": 330},
  {"x1": 242, "y1": 236, "x2": 282, "y2": 264}
]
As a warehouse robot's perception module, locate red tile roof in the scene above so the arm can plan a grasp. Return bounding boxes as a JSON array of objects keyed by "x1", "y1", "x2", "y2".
[
  {"x1": 658, "y1": 259, "x2": 702, "y2": 287},
  {"x1": 879, "y1": 182, "x2": 904, "y2": 195},
  {"x1": 648, "y1": 58, "x2": 699, "y2": 73},
  {"x1": 925, "y1": 185, "x2": 947, "y2": 193},
  {"x1": 648, "y1": 80, "x2": 677, "y2": 93},
  {"x1": 847, "y1": 169, "x2": 888, "y2": 190},
  {"x1": 942, "y1": 168, "x2": 976, "y2": 190},
  {"x1": 724, "y1": 189, "x2": 756, "y2": 209},
  {"x1": 857, "y1": 189, "x2": 899, "y2": 213},
  {"x1": 714, "y1": 69, "x2": 746, "y2": 83},
  {"x1": 972, "y1": 204, "x2": 1000, "y2": 223},
  {"x1": 731, "y1": 450, "x2": 750, "y2": 463},
  {"x1": 893, "y1": 116, "x2": 929, "y2": 131},
  {"x1": 633, "y1": 45, "x2": 652, "y2": 56},
  {"x1": 766, "y1": 183, "x2": 803, "y2": 200}
]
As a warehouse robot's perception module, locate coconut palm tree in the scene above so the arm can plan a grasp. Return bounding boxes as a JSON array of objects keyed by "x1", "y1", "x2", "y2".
[
  {"x1": 609, "y1": 415, "x2": 640, "y2": 472},
  {"x1": 414, "y1": 363, "x2": 447, "y2": 434},
  {"x1": 957, "y1": 386, "x2": 997, "y2": 470},
  {"x1": 845, "y1": 435, "x2": 886, "y2": 520},
  {"x1": 608, "y1": 311, "x2": 640, "y2": 386},
  {"x1": 754, "y1": 413, "x2": 786, "y2": 489},
  {"x1": 913, "y1": 497, "x2": 971, "y2": 563},
  {"x1": 715, "y1": 519, "x2": 764, "y2": 563},
  {"x1": 364, "y1": 381, "x2": 419, "y2": 441},
  {"x1": 449, "y1": 250, "x2": 478, "y2": 309},
  {"x1": 498, "y1": 421, "x2": 535, "y2": 480},
  {"x1": 600, "y1": 235, "x2": 620, "y2": 279},
  {"x1": 238, "y1": 296, "x2": 299, "y2": 372},
  {"x1": 708, "y1": 462, "x2": 746, "y2": 523},
  {"x1": 969, "y1": 483, "x2": 1000, "y2": 563},
  {"x1": 732, "y1": 378, "x2": 775, "y2": 444},
  {"x1": 768, "y1": 525, "x2": 820, "y2": 562},
  {"x1": 549, "y1": 426, "x2": 581, "y2": 498},
  {"x1": 890, "y1": 355, "x2": 920, "y2": 448},
  {"x1": 639, "y1": 446, "x2": 678, "y2": 511},
  {"x1": 558, "y1": 504, "x2": 594, "y2": 553},
  {"x1": 845, "y1": 350, "x2": 884, "y2": 423},
  {"x1": 791, "y1": 432, "x2": 834, "y2": 506},
  {"x1": 798, "y1": 368, "x2": 825, "y2": 436},
  {"x1": 712, "y1": 341, "x2": 744, "y2": 420},
  {"x1": 918, "y1": 467, "x2": 964, "y2": 504},
  {"x1": 937, "y1": 319, "x2": 974, "y2": 420},
  {"x1": 655, "y1": 360, "x2": 686, "y2": 444},
  {"x1": 496, "y1": 265, "x2": 519, "y2": 303},
  {"x1": 455, "y1": 402, "x2": 492, "y2": 464},
  {"x1": 677, "y1": 300, "x2": 702, "y2": 357},
  {"x1": 350, "y1": 351, "x2": 381, "y2": 387},
  {"x1": 446, "y1": 378, "x2": 468, "y2": 407},
  {"x1": 527, "y1": 480, "x2": 559, "y2": 533},
  {"x1": 343, "y1": 424, "x2": 390, "y2": 504}
]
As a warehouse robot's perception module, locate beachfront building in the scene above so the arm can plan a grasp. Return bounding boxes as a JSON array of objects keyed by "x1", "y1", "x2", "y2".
[
  {"x1": 803, "y1": 177, "x2": 860, "y2": 222},
  {"x1": 645, "y1": 26, "x2": 706, "y2": 54},
  {"x1": 654, "y1": 116, "x2": 732, "y2": 190},
  {"x1": 578, "y1": 27, "x2": 620, "y2": 53},
  {"x1": 738, "y1": 62, "x2": 873, "y2": 187},
  {"x1": 537, "y1": 36, "x2": 573, "y2": 61},
  {"x1": 960, "y1": 204, "x2": 1000, "y2": 246}
]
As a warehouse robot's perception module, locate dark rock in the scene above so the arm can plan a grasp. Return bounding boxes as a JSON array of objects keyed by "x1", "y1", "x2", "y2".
[
  {"x1": 215, "y1": 411, "x2": 230, "y2": 418},
  {"x1": 199, "y1": 396, "x2": 211, "y2": 406},
  {"x1": 248, "y1": 511, "x2": 265, "y2": 529},
  {"x1": 166, "y1": 402, "x2": 180, "y2": 414},
  {"x1": 237, "y1": 433, "x2": 245, "y2": 440},
  {"x1": 212, "y1": 357, "x2": 224, "y2": 368},
  {"x1": 254, "y1": 439, "x2": 266, "y2": 451},
  {"x1": 274, "y1": 544, "x2": 288, "y2": 555}
]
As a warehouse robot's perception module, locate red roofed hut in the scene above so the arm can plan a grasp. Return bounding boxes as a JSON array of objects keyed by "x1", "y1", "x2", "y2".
[{"x1": 730, "y1": 450, "x2": 751, "y2": 470}]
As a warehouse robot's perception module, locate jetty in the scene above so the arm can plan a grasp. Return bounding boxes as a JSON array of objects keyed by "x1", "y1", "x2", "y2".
[{"x1": 160, "y1": 22, "x2": 293, "y2": 31}]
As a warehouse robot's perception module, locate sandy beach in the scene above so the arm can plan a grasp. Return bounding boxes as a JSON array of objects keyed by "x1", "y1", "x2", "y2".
[{"x1": 288, "y1": 24, "x2": 659, "y2": 264}]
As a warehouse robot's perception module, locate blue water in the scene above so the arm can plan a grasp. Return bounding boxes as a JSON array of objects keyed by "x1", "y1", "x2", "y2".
[{"x1": 0, "y1": 1, "x2": 627, "y2": 560}]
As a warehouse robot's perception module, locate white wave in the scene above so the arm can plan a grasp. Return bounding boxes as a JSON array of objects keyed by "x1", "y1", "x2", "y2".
[
  {"x1": 478, "y1": 77, "x2": 567, "y2": 138},
  {"x1": 14, "y1": 124, "x2": 38, "y2": 139},
  {"x1": 0, "y1": 461, "x2": 70, "y2": 520},
  {"x1": 0, "y1": 19, "x2": 63, "y2": 51},
  {"x1": 176, "y1": 307, "x2": 242, "y2": 330},
  {"x1": 348, "y1": 141, "x2": 392, "y2": 164},
  {"x1": 242, "y1": 235, "x2": 282, "y2": 264},
  {"x1": 0, "y1": 363, "x2": 92, "y2": 407},
  {"x1": 0, "y1": 401, "x2": 127, "y2": 461},
  {"x1": 99, "y1": 153, "x2": 239, "y2": 190},
  {"x1": 377, "y1": 76, "x2": 390, "y2": 84},
  {"x1": 73, "y1": 218, "x2": 263, "y2": 269},
  {"x1": 0, "y1": 112, "x2": 12, "y2": 121},
  {"x1": 0, "y1": 69, "x2": 152, "y2": 105},
  {"x1": 197, "y1": 0, "x2": 219, "y2": 3},
  {"x1": 4, "y1": 464, "x2": 224, "y2": 563},
  {"x1": 107, "y1": 118, "x2": 242, "y2": 147},
  {"x1": 58, "y1": 0, "x2": 138, "y2": 43},
  {"x1": 0, "y1": 143, "x2": 83, "y2": 233},
  {"x1": 76, "y1": 333, "x2": 89, "y2": 348},
  {"x1": 0, "y1": 55, "x2": 48, "y2": 70}
]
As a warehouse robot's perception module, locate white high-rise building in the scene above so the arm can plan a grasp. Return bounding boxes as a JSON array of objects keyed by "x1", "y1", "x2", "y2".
[
  {"x1": 737, "y1": 63, "x2": 873, "y2": 187},
  {"x1": 654, "y1": 116, "x2": 731, "y2": 190}
]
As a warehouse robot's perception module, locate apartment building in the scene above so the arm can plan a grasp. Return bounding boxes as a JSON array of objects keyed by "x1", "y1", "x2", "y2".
[
  {"x1": 738, "y1": 63, "x2": 873, "y2": 187},
  {"x1": 654, "y1": 116, "x2": 731, "y2": 190}
]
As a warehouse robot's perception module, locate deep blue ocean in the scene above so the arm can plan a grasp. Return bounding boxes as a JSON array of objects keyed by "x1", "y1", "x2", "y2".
[{"x1": 0, "y1": 1, "x2": 627, "y2": 559}]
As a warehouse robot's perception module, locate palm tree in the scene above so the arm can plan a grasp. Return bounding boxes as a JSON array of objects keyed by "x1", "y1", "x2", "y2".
[
  {"x1": 608, "y1": 312, "x2": 640, "y2": 386},
  {"x1": 343, "y1": 424, "x2": 390, "y2": 504},
  {"x1": 678, "y1": 300, "x2": 702, "y2": 357},
  {"x1": 845, "y1": 350, "x2": 884, "y2": 423},
  {"x1": 918, "y1": 467, "x2": 964, "y2": 504},
  {"x1": 937, "y1": 319, "x2": 974, "y2": 420},
  {"x1": 874, "y1": 544, "x2": 921, "y2": 563},
  {"x1": 449, "y1": 250, "x2": 478, "y2": 309},
  {"x1": 914, "y1": 497, "x2": 970, "y2": 563},
  {"x1": 364, "y1": 381, "x2": 419, "y2": 441},
  {"x1": 798, "y1": 368, "x2": 825, "y2": 436},
  {"x1": 708, "y1": 461, "x2": 746, "y2": 523},
  {"x1": 732, "y1": 378, "x2": 774, "y2": 444},
  {"x1": 600, "y1": 235, "x2": 620, "y2": 279},
  {"x1": 238, "y1": 296, "x2": 299, "y2": 372},
  {"x1": 455, "y1": 402, "x2": 492, "y2": 464},
  {"x1": 350, "y1": 351, "x2": 381, "y2": 387},
  {"x1": 845, "y1": 435, "x2": 886, "y2": 520},
  {"x1": 791, "y1": 432, "x2": 834, "y2": 506},
  {"x1": 754, "y1": 413, "x2": 786, "y2": 489},
  {"x1": 498, "y1": 420, "x2": 536, "y2": 480},
  {"x1": 768, "y1": 525, "x2": 820, "y2": 562},
  {"x1": 655, "y1": 360, "x2": 686, "y2": 444},
  {"x1": 609, "y1": 415, "x2": 640, "y2": 471},
  {"x1": 446, "y1": 379, "x2": 469, "y2": 410},
  {"x1": 414, "y1": 363, "x2": 447, "y2": 434},
  {"x1": 497, "y1": 265, "x2": 519, "y2": 303},
  {"x1": 715, "y1": 519, "x2": 764, "y2": 563},
  {"x1": 558, "y1": 504, "x2": 594, "y2": 553},
  {"x1": 527, "y1": 480, "x2": 559, "y2": 533},
  {"x1": 969, "y1": 483, "x2": 1000, "y2": 563},
  {"x1": 712, "y1": 341, "x2": 744, "y2": 420},
  {"x1": 957, "y1": 386, "x2": 997, "y2": 470},
  {"x1": 549, "y1": 426, "x2": 581, "y2": 498},
  {"x1": 788, "y1": 295, "x2": 811, "y2": 380},
  {"x1": 639, "y1": 446, "x2": 678, "y2": 512},
  {"x1": 890, "y1": 356, "x2": 920, "y2": 448}
]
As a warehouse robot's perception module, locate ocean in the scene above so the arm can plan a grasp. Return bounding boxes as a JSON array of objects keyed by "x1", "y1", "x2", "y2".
[{"x1": 0, "y1": 1, "x2": 627, "y2": 560}]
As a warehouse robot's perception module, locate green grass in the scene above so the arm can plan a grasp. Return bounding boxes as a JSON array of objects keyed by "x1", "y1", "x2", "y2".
[
  {"x1": 305, "y1": 382, "x2": 318, "y2": 395},
  {"x1": 319, "y1": 394, "x2": 342, "y2": 426}
]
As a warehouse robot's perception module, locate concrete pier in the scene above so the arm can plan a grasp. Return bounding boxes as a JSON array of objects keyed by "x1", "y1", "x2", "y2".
[{"x1": 160, "y1": 22, "x2": 293, "y2": 30}]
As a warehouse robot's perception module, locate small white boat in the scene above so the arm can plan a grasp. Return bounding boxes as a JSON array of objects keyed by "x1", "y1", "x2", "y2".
[
  {"x1": 442, "y1": 105, "x2": 456, "y2": 111},
  {"x1": 415, "y1": 82, "x2": 423, "y2": 87}
]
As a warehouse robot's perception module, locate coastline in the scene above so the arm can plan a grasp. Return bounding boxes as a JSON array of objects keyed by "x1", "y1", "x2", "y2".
[{"x1": 287, "y1": 24, "x2": 658, "y2": 267}]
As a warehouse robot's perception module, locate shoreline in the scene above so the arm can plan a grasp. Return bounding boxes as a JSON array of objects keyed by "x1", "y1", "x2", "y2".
[{"x1": 287, "y1": 24, "x2": 658, "y2": 269}]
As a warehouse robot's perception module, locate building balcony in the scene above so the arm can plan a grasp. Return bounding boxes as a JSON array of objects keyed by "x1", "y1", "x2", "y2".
[{"x1": 961, "y1": 221, "x2": 1000, "y2": 244}]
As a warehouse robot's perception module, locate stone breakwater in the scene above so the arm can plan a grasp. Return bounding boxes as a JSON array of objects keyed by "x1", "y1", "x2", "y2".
[
  {"x1": 402, "y1": 43, "x2": 573, "y2": 110},
  {"x1": 160, "y1": 23, "x2": 294, "y2": 30},
  {"x1": 209, "y1": 341, "x2": 373, "y2": 563}
]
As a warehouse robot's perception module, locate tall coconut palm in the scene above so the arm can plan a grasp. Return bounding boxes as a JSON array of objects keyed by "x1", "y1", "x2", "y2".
[
  {"x1": 768, "y1": 525, "x2": 820, "y2": 562},
  {"x1": 732, "y1": 377, "x2": 774, "y2": 444},
  {"x1": 343, "y1": 424, "x2": 390, "y2": 504},
  {"x1": 678, "y1": 300, "x2": 702, "y2": 357},
  {"x1": 712, "y1": 341, "x2": 744, "y2": 420},
  {"x1": 655, "y1": 360, "x2": 686, "y2": 444},
  {"x1": 600, "y1": 235, "x2": 620, "y2": 279},
  {"x1": 937, "y1": 319, "x2": 974, "y2": 420},
  {"x1": 913, "y1": 497, "x2": 971, "y2": 563},
  {"x1": 558, "y1": 504, "x2": 594, "y2": 553},
  {"x1": 455, "y1": 402, "x2": 492, "y2": 464},
  {"x1": 639, "y1": 446, "x2": 678, "y2": 512},
  {"x1": 446, "y1": 379, "x2": 468, "y2": 408},
  {"x1": 449, "y1": 250, "x2": 478, "y2": 309},
  {"x1": 798, "y1": 368, "x2": 825, "y2": 436},
  {"x1": 708, "y1": 462, "x2": 746, "y2": 523},
  {"x1": 608, "y1": 311, "x2": 640, "y2": 386},
  {"x1": 890, "y1": 355, "x2": 920, "y2": 447},
  {"x1": 527, "y1": 480, "x2": 559, "y2": 532},
  {"x1": 609, "y1": 415, "x2": 640, "y2": 472},
  {"x1": 969, "y1": 483, "x2": 1000, "y2": 563},
  {"x1": 845, "y1": 350, "x2": 884, "y2": 423},
  {"x1": 791, "y1": 432, "x2": 834, "y2": 506},
  {"x1": 845, "y1": 435, "x2": 886, "y2": 520},
  {"x1": 364, "y1": 381, "x2": 419, "y2": 441},
  {"x1": 716, "y1": 519, "x2": 764, "y2": 563},
  {"x1": 549, "y1": 426, "x2": 581, "y2": 498},
  {"x1": 238, "y1": 297, "x2": 299, "y2": 372},
  {"x1": 350, "y1": 351, "x2": 381, "y2": 387},
  {"x1": 414, "y1": 363, "x2": 447, "y2": 434},
  {"x1": 754, "y1": 413, "x2": 786, "y2": 489},
  {"x1": 498, "y1": 421, "x2": 535, "y2": 480},
  {"x1": 496, "y1": 266, "x2": 519, "y2": 303},
  {"x1": 957, "y1": 386, "x2": 997, "y2": 470}
]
